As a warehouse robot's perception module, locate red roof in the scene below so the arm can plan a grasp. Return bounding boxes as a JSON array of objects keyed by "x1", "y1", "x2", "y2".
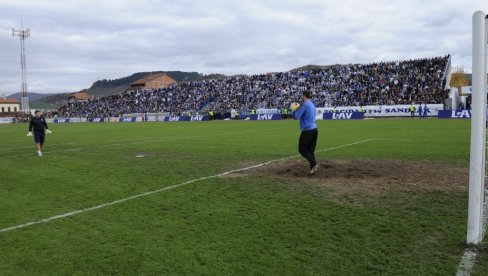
[
  {"x1": 68, "y1": 92, "x2": 91, "y2": 100},
  {"x1": 131, "y1": 73, "x2": 177, "y2": 85},
  {"x1": 0, "y1": 98, "x2": 20, "y2": 104}
]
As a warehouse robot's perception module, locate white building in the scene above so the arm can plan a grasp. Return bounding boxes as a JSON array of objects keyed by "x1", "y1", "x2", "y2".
[{"x1": 0, "y1": 97, "x2": 21, "y2": 113}]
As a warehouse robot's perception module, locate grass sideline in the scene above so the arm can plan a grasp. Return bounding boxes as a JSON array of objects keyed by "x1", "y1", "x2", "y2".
[{"x1": 0, "y1": 119, "x2": 479, "y2": 274}]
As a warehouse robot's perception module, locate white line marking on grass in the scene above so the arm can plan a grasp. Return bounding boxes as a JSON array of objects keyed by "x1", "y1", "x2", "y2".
[
  {"x1": 456, "y1": 186, "x2": 488, "y2": 275},
  {"x1": 0, "y1": 122, "x2": 291, "y2": 152},
  {"x1": 3, "y1": 127, "x2": 289, "y2": 158},
  {"x1": 0, "y1": 143, "x2": 78, "y2": 152},
  {"x1": 374, "y1": 138, "x2": 468, "y2": 142},
  {"x1": 0, "y1": 139, "x2": 372, "y2": 234},
  {"x1": 0, "y1": 136, "x2": 179, "y2": 151},
  {"x1": 457, "y1": 248, "x2": 478, "y2": 276}
]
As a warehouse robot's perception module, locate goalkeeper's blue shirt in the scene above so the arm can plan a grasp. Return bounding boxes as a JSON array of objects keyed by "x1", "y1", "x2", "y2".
[{"x1": 293, "y1": 100, "x2": 317, "y2": 131}]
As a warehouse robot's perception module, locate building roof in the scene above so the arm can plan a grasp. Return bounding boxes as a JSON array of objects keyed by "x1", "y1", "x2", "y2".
[
  {"x1": 131, "y1": 73, "x2": 176, "y2": 85},
  {"x1": 68, "y1": 92, "x2": 91, "y2": 100},
  {"x1": 0, "y1": 98, "x2": 20, "y2": 104}
]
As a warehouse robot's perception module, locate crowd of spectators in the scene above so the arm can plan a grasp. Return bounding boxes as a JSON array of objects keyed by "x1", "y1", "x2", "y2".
[{"x1": 58, "y1": 55, "x2": 450, "y2": 118}]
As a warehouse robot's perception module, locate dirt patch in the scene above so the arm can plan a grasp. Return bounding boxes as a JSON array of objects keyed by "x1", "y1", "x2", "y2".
[{"x1": 224, "y1": 159, "x2": 468, "y2": 198}]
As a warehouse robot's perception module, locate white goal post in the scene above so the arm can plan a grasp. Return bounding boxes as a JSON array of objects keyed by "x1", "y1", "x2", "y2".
[{"x1": 467, "y1": 10, "x2": 488, "y2": 245}]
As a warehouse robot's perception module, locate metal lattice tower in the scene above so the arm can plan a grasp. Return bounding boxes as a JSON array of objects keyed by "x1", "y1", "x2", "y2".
[{"x1": 12, "y1": 24, "x2": 30, "y2": 114}]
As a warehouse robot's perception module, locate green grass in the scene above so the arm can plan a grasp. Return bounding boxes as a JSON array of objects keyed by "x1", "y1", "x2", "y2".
[{"x1": 0, "y1": 119, "x2": 477, "y2": 275}]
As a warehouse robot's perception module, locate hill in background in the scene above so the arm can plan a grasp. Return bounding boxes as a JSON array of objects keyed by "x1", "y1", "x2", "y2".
[
  {"x1": 290, "y1": 64, "x2": 337, "y2": 71},
  {"x1": 5, "y1": 92, "x2": 58, "y2": 109},
  {"x1": 6, "y1": 92, "x2": 55, "y2": 102},
  {"x1": 85, "y1": 71, "x2": 203, "y2": 97}
]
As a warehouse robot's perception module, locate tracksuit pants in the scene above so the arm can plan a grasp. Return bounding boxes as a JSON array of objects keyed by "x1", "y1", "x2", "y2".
[{"x1": 299, "y1": 128, "x2": 318, "y2": 169}]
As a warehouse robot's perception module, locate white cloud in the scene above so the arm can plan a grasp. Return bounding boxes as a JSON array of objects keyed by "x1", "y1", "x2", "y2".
[{"x1": 0, "y1": 0, "x2": 487, "y2": 94}]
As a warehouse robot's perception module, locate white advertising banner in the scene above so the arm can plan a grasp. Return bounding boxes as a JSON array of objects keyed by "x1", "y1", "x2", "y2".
[
  {"x1": 460, "y1": 86, "x2": 488, "y2": 95},
  {"x1": 49, "y1": 117, "x2": 86, "y2": 123},
  {"x1": 316, "y1": 104, "x2": 444, "y2": 119},
  {"x1": 0, "y1": 117, "x2": 14, "y2": 124},
  {"x1": 67, "y1": 117, "x2": 84, "y2": 123},
  {"x1": 256, "y1": 108, "x2": 278, "y2": 114}
]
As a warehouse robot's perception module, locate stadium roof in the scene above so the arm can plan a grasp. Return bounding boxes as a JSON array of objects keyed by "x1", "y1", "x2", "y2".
[
  {"x1": 68, "y1": 92, "x2": 91, "y2": 101},
  {"x1": 0, "y1": 98, "x2": 20, "y2": 104}
]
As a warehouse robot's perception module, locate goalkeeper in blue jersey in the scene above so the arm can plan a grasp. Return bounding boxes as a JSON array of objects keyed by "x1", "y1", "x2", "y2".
[{"x1": 291, "y1": 91, "x2": 319, "y2": 175}]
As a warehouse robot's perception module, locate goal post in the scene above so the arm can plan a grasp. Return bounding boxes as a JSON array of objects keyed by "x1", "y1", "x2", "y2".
[{"x1": 467, "y1": 10, "x2": 488, "y2": 245}]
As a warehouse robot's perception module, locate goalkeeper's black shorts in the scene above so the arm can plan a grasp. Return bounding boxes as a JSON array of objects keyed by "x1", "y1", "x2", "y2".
[{"x1": 34, "y1": 131, "x2": 45, "y2": 144}]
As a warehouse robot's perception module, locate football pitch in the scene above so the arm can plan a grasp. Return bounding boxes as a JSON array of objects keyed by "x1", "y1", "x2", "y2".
[{"x1": 0, "y1": 119, "x2": 486, "y2": 275}]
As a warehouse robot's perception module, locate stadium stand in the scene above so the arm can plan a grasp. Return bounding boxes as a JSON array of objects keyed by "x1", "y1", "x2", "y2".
[{"x1": 58, "y1": 55, "x2": 450, "y2": 118}]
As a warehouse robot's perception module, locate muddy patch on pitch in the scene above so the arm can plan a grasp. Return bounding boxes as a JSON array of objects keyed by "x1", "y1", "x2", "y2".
[{"x1": 224, "y1": 159, "x2": 468, "y2": 197}]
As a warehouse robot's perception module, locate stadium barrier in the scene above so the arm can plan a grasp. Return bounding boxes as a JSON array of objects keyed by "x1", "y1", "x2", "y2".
[
  {"x1": 50, "y1": 116, "x2": 210, "y2": 123},
  {"x1": 323, "y1": 112, "x2": 364, "y2": 120},
  {"x1": 256, "y1": 109, "x2": 279, "y2": 114},
  {"x1": 47, "y1": 104, "x2": 452, "y2": 124},
  {"x1": 0, "y1": 117, "x2": 14, "y2": 124},
  {"x1": 52, "y1": 118, "x2": 84, "y2": 123},
  {"x1": 438, "y1": 110, "x2": 472, "y2": 119},
  {"x1": 162, "y1": 115, "x2": 210, "y2": 122},
  {"x1": 118, "y1": 117, "x2": 139, "y2": 122},
  {"x1": 316, "y1": 104, "x2": 444, "y2": 119},
  {"x1": 250, "y1": 114, "x2": 282, "y2": 120},
  {"x1": 54, "y1": 118, "x2": 70, "y2": 123},
  {"x1": 88, "y1": 118, "x2": 105, "y2": 123}
]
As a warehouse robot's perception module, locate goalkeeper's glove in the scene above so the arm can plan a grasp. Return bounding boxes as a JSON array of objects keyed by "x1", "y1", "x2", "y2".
[
  {"x1": 290, "y1": 102, "x2": 300, "y2": 111},
  {"x1": 46, "y1": 129, "x2": 52, "y2": 134},
  {"x1": 27, "y1": 131, "x2": 33, "y2": 136}
]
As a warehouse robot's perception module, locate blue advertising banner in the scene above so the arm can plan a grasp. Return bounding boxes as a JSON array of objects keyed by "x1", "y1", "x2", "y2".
[
  {"x1": 165, "y1": 116, "x2": 182, "y2": 122},
  {"x1": 88, "y1": 118, "x2": 105, "y2": 123},
  {"x1": 163, "y1": 115, "x2": 210, "y2": 122},
  {"x1": 54, "y1": 118, "x2": 70, "y2": 123},
  {"x1": 189, "y1": 115, "x2": 210, "y2": 121},
  {"x1": 250, "y1": 114, "x2": 282, "y2": 120},
  {"x1": 118, "y1": 117, "x2": 138, "y2": 122},
  {"x1": 323, "y1": 112, "x2": 364, "y2": 120},
  {"x1": 438, "y1": 110, "x2": 471, "y2": 119}
]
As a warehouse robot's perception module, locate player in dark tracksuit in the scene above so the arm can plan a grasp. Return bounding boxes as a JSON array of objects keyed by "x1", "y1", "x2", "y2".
[
  {"x1": 28, "y1": 110, "x2": 51, "y2": 156},
  {"x1": 292, "y1": 91, "x2": 319, "y2": 175}
]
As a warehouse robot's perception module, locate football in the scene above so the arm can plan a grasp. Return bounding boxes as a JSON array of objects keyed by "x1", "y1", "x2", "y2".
[{"x1": 290, "y1": 102, "x2": 300, "y2": 111}]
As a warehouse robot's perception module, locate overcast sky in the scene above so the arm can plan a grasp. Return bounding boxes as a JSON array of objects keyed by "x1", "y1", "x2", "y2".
[{"x1": 0, "y1": 0, "x2": 487, "y2": 94}]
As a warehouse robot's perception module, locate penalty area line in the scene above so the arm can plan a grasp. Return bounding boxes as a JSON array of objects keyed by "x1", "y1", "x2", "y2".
[
  {"x1": 456, "y1": 189, "x2": 488, "y2": 276},
  {"x1": 4, "y1": 127, "x2": 289, "y2": 158},
  {"x1": 457, "y1": 248, "x2": 478, "y2": 276},
  {"x1": 0, "y1": 139, "x2": 373, "y2": 234}
]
